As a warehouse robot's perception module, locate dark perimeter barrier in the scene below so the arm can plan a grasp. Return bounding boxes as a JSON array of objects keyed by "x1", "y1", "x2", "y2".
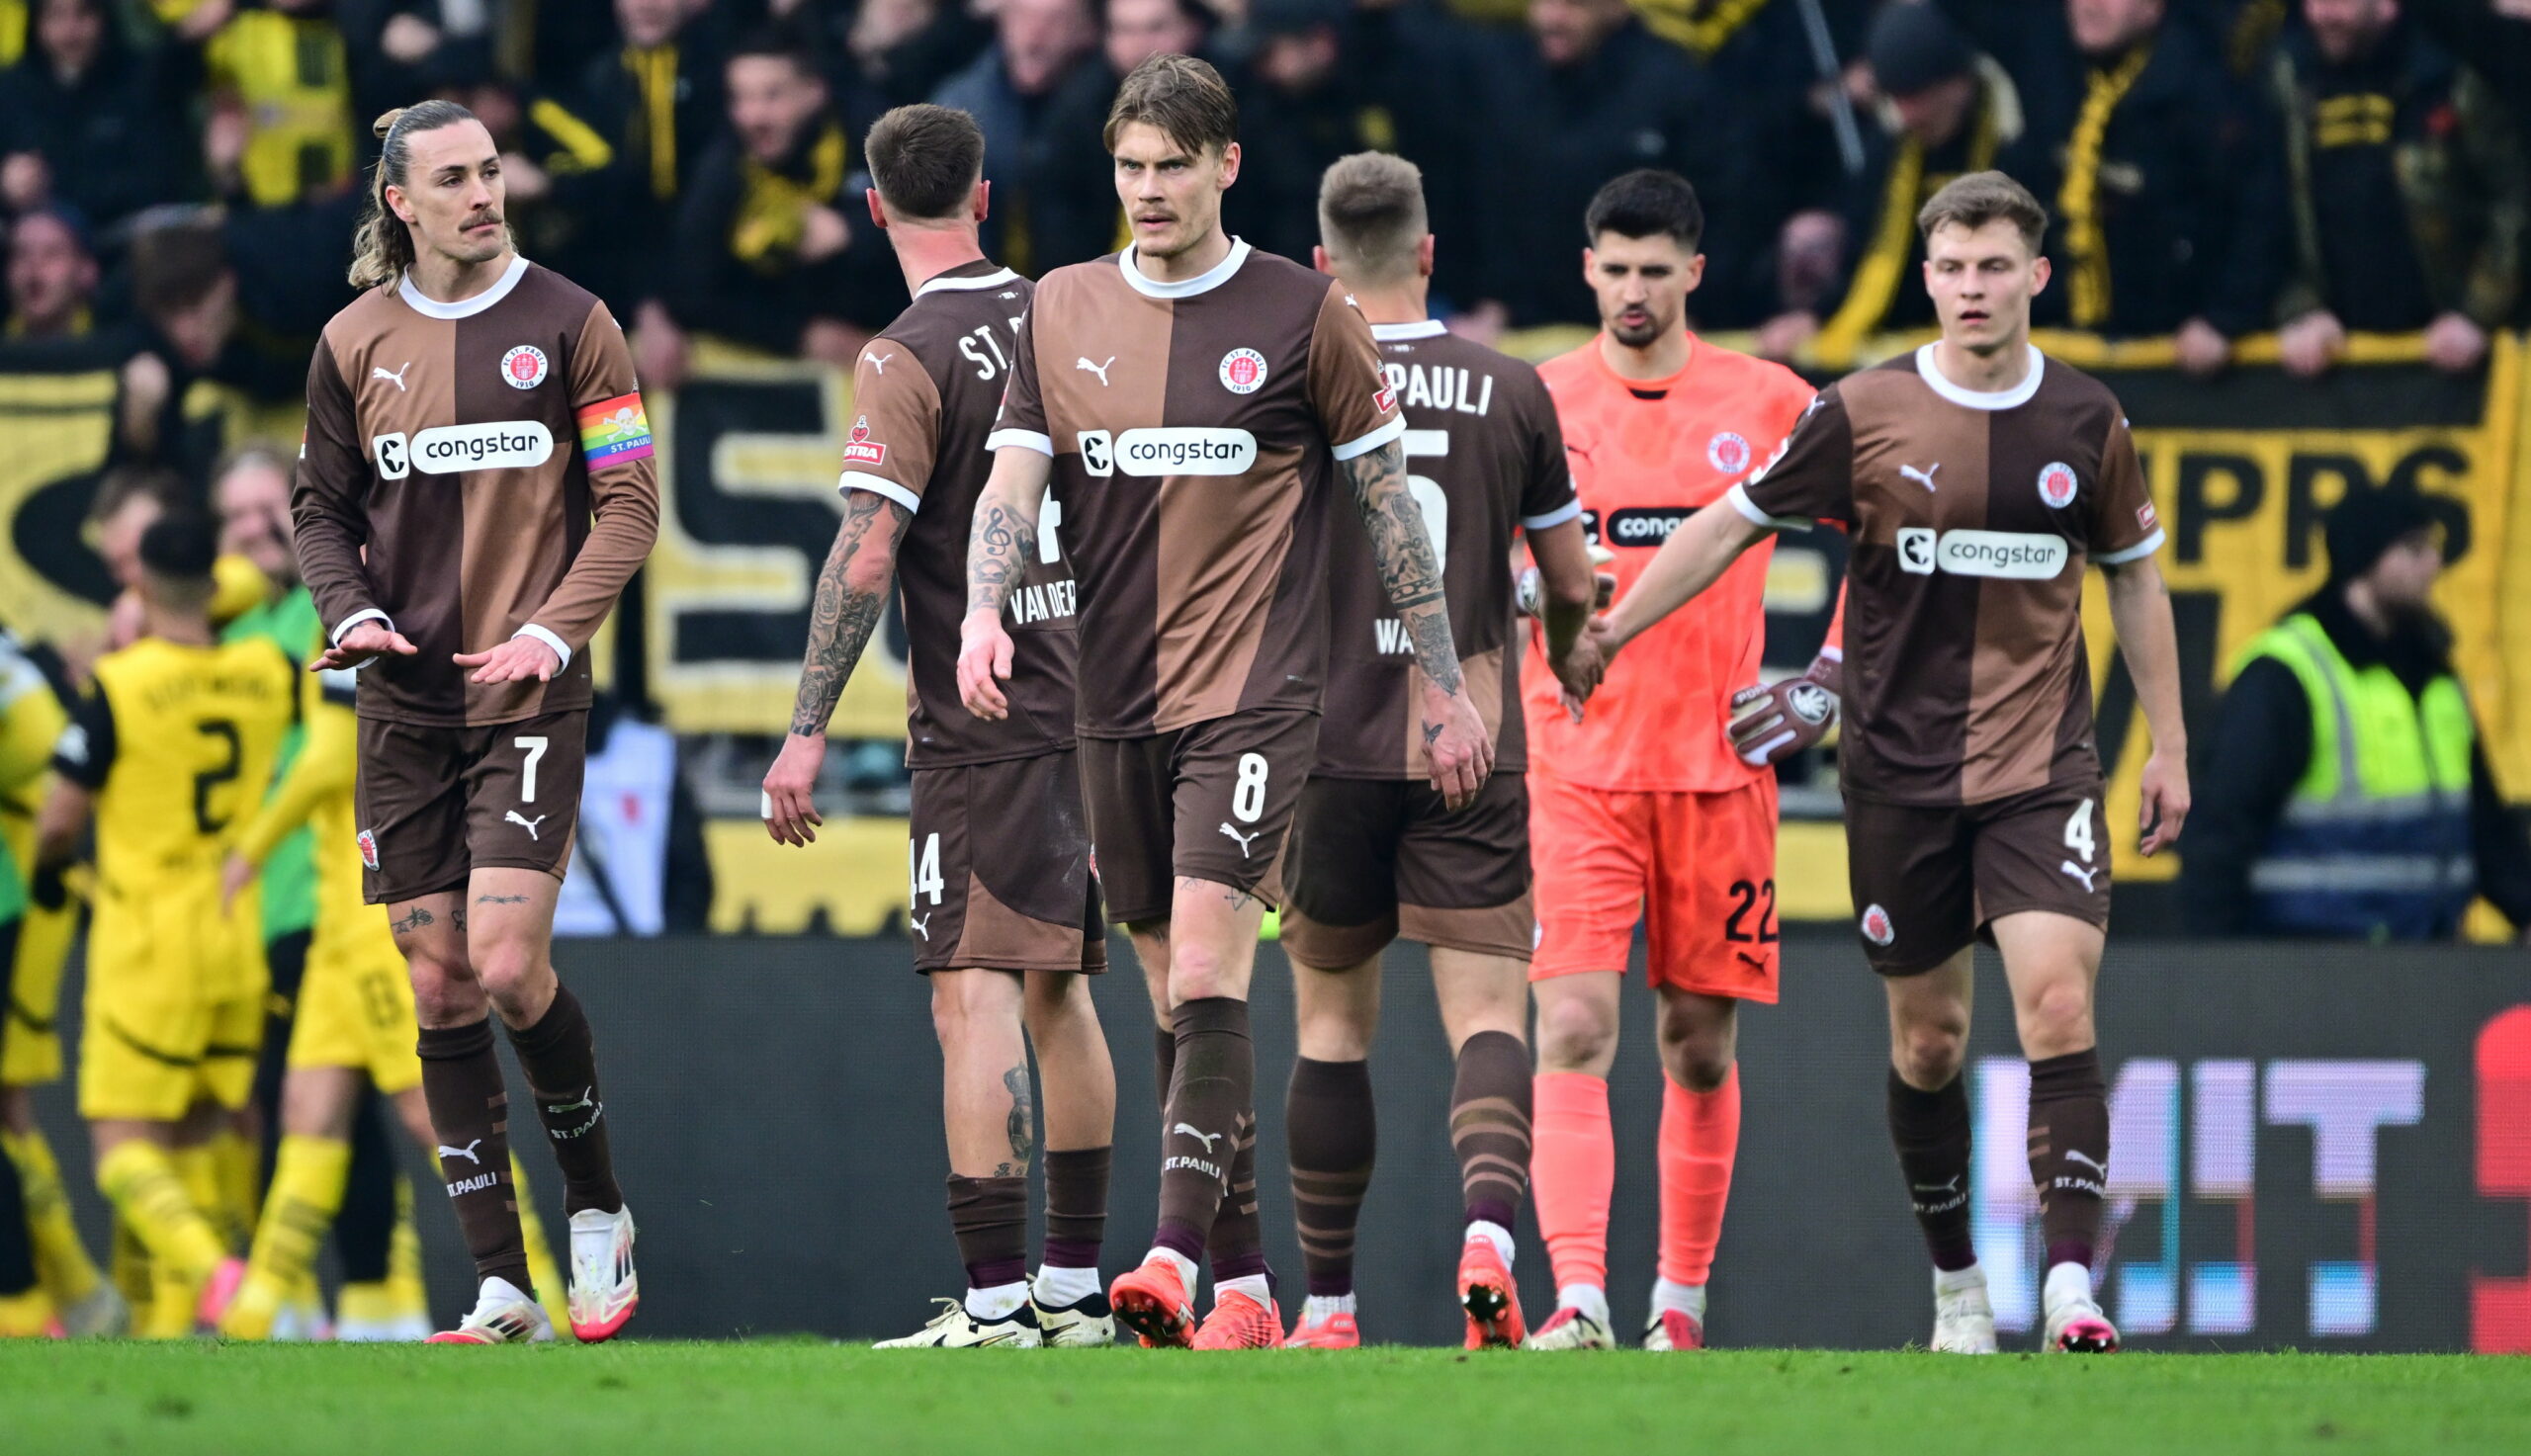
[{"x1": 30, "y1": 932, "x2": 2531, "y2": 1350}]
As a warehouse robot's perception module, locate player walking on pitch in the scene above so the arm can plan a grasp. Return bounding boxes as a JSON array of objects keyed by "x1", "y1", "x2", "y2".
[
  {"x1": 1577, "y1": 171, "x2": 2187, "y2": 1354},
  {"x1": 1276, "y1": 152, "x2": 1599, "y2": 1350},
  {"x1": 960, "y1": 54, "x2": 1490, "y2": 1349},
  {"x1": 295, "y1": 101, "x2": 659, "y2": 1344},
  {"x1": 760, "y1": 104, "x2": 1119, "y2": 1350}
]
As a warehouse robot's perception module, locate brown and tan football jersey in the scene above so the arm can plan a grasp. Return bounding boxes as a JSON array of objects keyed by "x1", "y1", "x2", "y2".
[
  {"x1": 840, "y1": 260, "x2": 1079, "y2": 767},
  {"x1": 1315, "y1": 319, "x2": 1576, "y2": 779},
  {"x1": 295, "y1": 256, "x2": 660, "y2": 728},
  {"x1": 1727, "y1": 344, "x2": 2162, "y2": 807},
  {"x1": 987, "y1": 239, "x2": 1405, "y2": 737}
]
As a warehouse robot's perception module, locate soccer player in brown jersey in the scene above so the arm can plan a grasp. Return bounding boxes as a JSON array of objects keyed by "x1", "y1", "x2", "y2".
[
  {"x1": 958, "y1": 55, "x2": 1492, "y2": 1349},
  {"x1": 1275, "y1": 153, "x2": 1599, "y2": 1350},
  {"x1": 759, "y1": 104, "x2": 1119, "y2": 1350},
  {"x1": 1579, "y1": 172, "x2": 2190, "y2": 1354},
  {"x1": 295, "y1": 101, "x2": 659, "y2": 1345}
]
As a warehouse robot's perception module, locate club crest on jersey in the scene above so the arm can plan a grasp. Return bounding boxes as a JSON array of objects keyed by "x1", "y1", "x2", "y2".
[
  {"x1": 500, "y1": 345, "x2": 550, "y2": 389},
  {"x1": 2037, "y1": 461, "x2": 2079, "y2": 509},
  {"x1": 1861, "y1": 902, "x2": 1895, "y2": 946},
  {"x1": 357, "y1": 829, "x2": 379, "y2": 871},
  {"x1": 1218, "y1": 348, "x2": 1268, "y2": 394},
  {"x1": 842, "y1": 415, "x2": 886, "y2": 468},
  {"x1": 1707, "y1": 431, "x2": 1752, "y2": 475}
]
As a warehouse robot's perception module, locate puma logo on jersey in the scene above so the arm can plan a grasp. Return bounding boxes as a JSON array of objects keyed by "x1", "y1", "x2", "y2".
[
  {"x1": 1219, "y1": 822, "x2": 1261, "y2": 857},
  {"x1": 1901, "y1": 462, "x2": 1941, "y2": 492},
  {"x1": 1172, "y1": 1123, "x2": 1223, "y2": 1154},
  {"x1": 910, "y1": 914, "x2": 930, "y2": 940},
  {"x1": 506, "y1": 811, "x2": 547, "y2": 839},
  {"x1": 372, "y1": 363, "x2": 411, "y2": 391},
  {"x1": 2059, "y1": 859, "x2": 2101, "y2": 892},
  {"x1": 1077, "y1": 356, "x2": 1115, "y2": 385},
  {"x1": 867, "y1": 352, "x2": 894, "y2": 374},
  {"x1": 437, "y1": 1140, "x2": 484, "y2": 1165}
]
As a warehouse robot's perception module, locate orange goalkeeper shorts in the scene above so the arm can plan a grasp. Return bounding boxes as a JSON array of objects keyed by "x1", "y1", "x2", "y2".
[{"x1": 1528, "y1": 771, "x2": 1780, "y2": 1003}]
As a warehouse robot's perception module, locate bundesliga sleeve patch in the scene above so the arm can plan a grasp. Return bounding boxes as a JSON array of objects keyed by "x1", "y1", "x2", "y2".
[{"x1": 577, "y1": 393, "x2": 655, "y2": 468}]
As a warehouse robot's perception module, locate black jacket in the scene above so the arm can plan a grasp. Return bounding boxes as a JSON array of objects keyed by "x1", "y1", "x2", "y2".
[
  {"x1": 666, "y1": 119, "x2": 900, "y2": 350},
  {"x1": 0, "y1": 34, "x2": 196, "y2": 229},
  {"x1": 2180, "y1": 588, "x2": 2531, "y2": 936}
]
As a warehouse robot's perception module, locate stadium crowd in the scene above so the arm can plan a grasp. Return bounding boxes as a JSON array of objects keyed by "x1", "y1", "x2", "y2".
[{"x1": 5, "y1": 0, "x2": 2530, "y2": 412}]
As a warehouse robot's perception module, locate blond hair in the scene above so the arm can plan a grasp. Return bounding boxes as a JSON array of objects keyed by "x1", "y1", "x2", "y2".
[
  {"x1": 1317, "y1": 153, "x2": 1427, "y2": 287},
  {"x1": 349, "y1": 101, "x2": 480, "y2": 290},
  {"x1": 1916, "y1": 169, "x2": 2049, "y2": 254}
]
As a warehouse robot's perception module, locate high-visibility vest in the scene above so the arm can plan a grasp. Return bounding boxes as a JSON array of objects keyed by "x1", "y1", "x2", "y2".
[{"x1": 2237, "y1": 612, "x2": 2476, "y2": 940}]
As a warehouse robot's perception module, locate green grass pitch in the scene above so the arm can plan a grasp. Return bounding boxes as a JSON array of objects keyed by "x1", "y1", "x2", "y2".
[{"x1": 4, "y1": 1342, "x2": 2529, "y2": 1454}]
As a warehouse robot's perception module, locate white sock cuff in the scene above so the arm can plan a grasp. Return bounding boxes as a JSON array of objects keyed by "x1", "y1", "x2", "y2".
[
  {"x1": 1032, "y1": 1263, "x2": 1101, "y2": 1307},
  {"x1": 1650, "y1": 1278, "x2": 1706, "y2": 1321},
  {"x1": 1145, "y1": 1247, "x2": 1198, "y2": 1291},
  {"x1": 1466, "y1": 1220, "x2": 1515, "y2": 1267},
  {"x1": 1556, "y1": 1283, "x2": 1611, "y2": 1326},
  {"x1": 2043, "y1": 1260, "x2": 2094, "y2": 1309},
  {"x1": 965, "y1": 1280, "x2": 1030, "y2": 1320},
  {"x1": 1219, "y1": 1273, "x2": 1272, "y2": 1309},
  {"x1": 1301, "y1": 1292, "x2": 1356, "y2": 1322}
]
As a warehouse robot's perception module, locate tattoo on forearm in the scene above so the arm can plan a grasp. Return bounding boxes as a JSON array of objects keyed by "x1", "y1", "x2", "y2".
[
  {"x1": 477, "y1": 894, "x2": 529, "y2": 904},
  {"x1": 1344, "y1": 442, "x2": 1463, "y2": 695},
  {"x1": 1004, "y1": 1064, "x2": 1034, "y2": 1165},
  {"x1": 964, "y1": 493, "x2": 1039, "y2": 616},
  {"x1": 791, "y1": 493, "x2": 910, "y2": 735}
]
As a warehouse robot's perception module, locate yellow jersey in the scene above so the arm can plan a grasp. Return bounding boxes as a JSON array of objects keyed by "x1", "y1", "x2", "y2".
[{"x1": 232, "y1": 664, "x2": 392, "y2": 965}]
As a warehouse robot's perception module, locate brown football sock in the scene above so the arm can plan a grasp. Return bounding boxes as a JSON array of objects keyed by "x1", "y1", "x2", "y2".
[
  {"x1": 1207, "y1": 1112, "x2": 1266, "y2": 1282},
  {"x1": 1153, "y1": 996, "x2": 1250, "y2": 1266},
  {"x1": 946, "y1": 1174, "x2": 1029, "y2": 1290},
  {"x1": 1450, "y1": 1030, "x2": 1531, "y2": 1230},
  {"x1": 1042, "y1": 1147, "x2": 1111, "y2": 1272},
  {"x1": 1152, "y1": 1025, "x2": 1176, "y2": 1121},
  {"x1": 1286, "y1": 1057, "x2": 1374, "y2": 1297},
  {"x1": 416, "y1": 1018, "x2": 530, "y2": 1292},
  {"x1": 2027, "y1": 1049, "x2": 2110, "y2": 1270},
  {"x1": 506, "y1": 984, "x2": 623, "y2": 1217},
  {"x1": 1887, "y1": 1069, "x2": 1977, "y2": 1272}
]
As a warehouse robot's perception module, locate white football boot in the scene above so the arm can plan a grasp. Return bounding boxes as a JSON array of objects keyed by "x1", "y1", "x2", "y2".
[
  {"x1": 876, "y1": 1298, "x2": 1045, "y2": 1348},
  {"x1": 1525, "y1": 1306, "x2": 1617, "y2": 1350},
  {"x1": 426, "y1": 1277, "x2": 556, "y2": 1344},
  {"x1": 1930, "y1": 1265, "x2": 1999, "y2": 1353},
  {"x1": 2042, "y1": 1262, "x2": 2120, "y2": 1353},
  {"x1": 1034, "y1": 1291, "x2": 1116, "y2": 1347},
  {"x1": 566, "y1": 1205, "x2": 639, "y2": 1342}
]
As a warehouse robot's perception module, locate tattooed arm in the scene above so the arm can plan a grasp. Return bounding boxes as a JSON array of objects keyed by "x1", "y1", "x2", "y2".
[
  {"x1": 762, "y1": 491, "x2": 914, "y2": 846},
  {"x1": 1344, "y1": 439, "x2": 1494, "y2": 808},
  {"x1": 956, "y1": 447, "x2": 1053, "y2": 721}
]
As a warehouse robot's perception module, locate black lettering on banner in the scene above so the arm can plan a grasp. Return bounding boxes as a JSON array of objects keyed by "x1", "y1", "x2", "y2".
[
  {"x1": 1723, "y1": 879, "x2": 1779, "y2": 944},
  {"x1": 2171, "y1": 452, "x2": 2262, "y2": 564}
]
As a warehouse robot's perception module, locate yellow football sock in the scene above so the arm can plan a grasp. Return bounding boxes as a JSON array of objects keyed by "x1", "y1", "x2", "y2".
[
  {"x1": 212, "y1": 1130, "x2": 261, "y2": 1250},
  {"x1": 3, "y1": 1127, "x2": 102, "y2": 1308},
  {"x1": 218, "y1": 1135, "x2": 348, "y2": 1340},
  {"x1": 110, "y1": 1219, "x2": 152, "y2": 1314},
  {"x1": 97, "y1": 1143, "x2": 228, "y2": 1337},
  {"x1": 0, "y1": 1285, "x2": 51, "y2": 1336},
  {"x1": 337, "y1": 1279, "x2": 397, "y2": 1329},
  {"x1": 512, "y1": 1157, "x2": 565, "y2": 1313},
  {"x1": 387, "y1": 1178, "x2": 427, "y2": 1321}
]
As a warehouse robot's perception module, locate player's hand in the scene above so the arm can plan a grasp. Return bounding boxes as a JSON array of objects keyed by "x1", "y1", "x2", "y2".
[
  {"x1": 1549, "y1": 630, "x2": 1605, "y2": 717},
  {"x1": 2138, "y1": 747, "x2": 2191, "y2": 857},
  {"x1": 1591, "y1": 570, "x2": 1616, "y2": 610},
  {"x1": 1419, "y1": 683, "x2": 1494, "y2": 811},
  {"x1": 762, "y1": 731, "x2": 827, "y2": 847},
  {"x1": 219, "y1": 853, "x2": 254, "y2": 913},
  {"x1": 1726, "y1": 654, "x2": 1842, "y2": 767},
  {"x1": 958, "y1": 609, "x2": 1015, "y2": 720},
  {"x1": 313, "y1": 620, "x2": 419, "y2": 672},
  {"x1": 453, "y1": 635, "x2": 560, "y2": 685}
]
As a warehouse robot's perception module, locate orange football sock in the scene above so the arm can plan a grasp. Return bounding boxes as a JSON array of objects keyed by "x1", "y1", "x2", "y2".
[
  {"x1": 1530, "y1": 1072, "x2": 1614, "y2": 1297},
  {"x1": 1658, "y1": 1065, "x2": 1741, "y2": 1286}
]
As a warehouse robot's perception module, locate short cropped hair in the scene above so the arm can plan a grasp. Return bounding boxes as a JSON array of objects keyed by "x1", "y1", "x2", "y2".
[
  {"x1": 866, "y1": 105, "x2": 986, "y2": 221},
  {"x1": 1583, "y1": 169, "x2": 1703, "y2": 251},
  {"x1": 87, "y1": 466, "x2": 180, "y2": 531},
  {"x1": 1103, "y1": 52, "x2": 1237, "y2": 155},
  {"x1": 1317, "y1": 152, "x2": 1427, "y2": 286},
  {"x1": 1916, "y1": 170, "x2": 2049, "y2": 254}
]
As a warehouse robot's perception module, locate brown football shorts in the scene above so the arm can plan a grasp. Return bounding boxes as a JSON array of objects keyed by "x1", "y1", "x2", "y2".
[
  {"x1": 1077, "y1": 708, "x2": 1319, "y2": 924},
  {"x1": 906, "y1": 750, "x2": 1107, "y2": 975},
  {"x1": 1843, "y1": 779, "x2": 2112, "y2": 976},
  {"x1": 354, "y1": 711, "x2": 586, "y2": 903},
  {"x1": 1279, "y1": 771, "x2": 1534, "y2": 970}
]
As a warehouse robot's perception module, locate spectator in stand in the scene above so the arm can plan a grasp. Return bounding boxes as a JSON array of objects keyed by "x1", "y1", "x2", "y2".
[
  {"x1": 173, "y1": 0, "x2": 359, "y2": 210},
  {"x1": 1221, "y1": 0, "x2": 1400, "y2": 267},
  {"x1": 2271, "y1": 0, "x2": 2525, "y2": 377},
  {"x1": 119, "y1": 215, "x2": 300, "y2": 470},
  {"x1": 0, "y1": 0, "x2": 195, "y2": 230},
  {"x1": 354, "y1": 0, "x2": 498, "y2": 110},
  {"x1": 1757, "y1": 2, "x2": 2030, "y2": 362},
  {"x1": 2000, "y1": 0, "x2": 2284, "y2": 374},
  {"x1": 1028, "y1": 0, "x2": 1214, "y2": 271},
  {"x1": 2183, "y1": 486, "x2": 2531, "y2": 943},
  {"x1": 5, "y1": 205, "x2": 98, "y2": 342},
  {"x1": 929, "y1": 0, "x2": 1097, "y2": 275},
  {"x1": 440, "y1": 77, "x2": 623, "y2": 294},
  {"x1": 580, "y1": 0, "x2": 727, "y2": 315},
  {"x1": 642, "y1": 31, "x2": 880, "y2": 388},
  {"x1": 1464, "y1": 0, "x2": 1732, "y2": 332},
  {"x1": 2409, "y1": 0, "x2": 2531, "y2": 130},
  {"x1": 839, "y1": 0, "x2": 993, "y2": 135}
]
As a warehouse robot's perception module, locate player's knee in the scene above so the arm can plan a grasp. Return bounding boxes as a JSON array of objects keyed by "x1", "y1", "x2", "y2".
[
  {"x1": 468, "y1": 941, "x2": 548, "y2": 1012},
  {"x1": 1894, "y1": 1022, "x2": 1967, "y2": 1089},
  {"x1": 1165, "y1": 942, "x2": 1241, "y2": 1002},
  {"x1": 2019, "y1": 980, "x2": 2095, "y2": 1057},
  {"x1": 1659, "y1": 1030, "x2": 1734, "y2": 1092},
  {"x1": 1534, "y1": 992, "x2": 1616, "y2": 1070},
  {"x1": 403, "y1": 953, "x2": 480, "y2": 1025},
  {"x1": 928, "y1": 972, "x2": 1011, "y2": 1046}
]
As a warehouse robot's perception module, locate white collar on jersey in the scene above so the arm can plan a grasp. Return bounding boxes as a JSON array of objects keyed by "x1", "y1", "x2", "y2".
[
  {"x1": 916, "y1": 265, "x2": 1021, "y2": 299},
  {"x1": 1369, "y1": 319, "x2": 1449, "y2": 341},
  {"x1": 1117, "y1": 236, "x2": 1252, "y2": 300},
  {"x1": 397, "y1": 253, "x2": 531, "y2": 320},
  {"x1": 1913, "y1": 341, "x2": 2046, "y2": 410}
]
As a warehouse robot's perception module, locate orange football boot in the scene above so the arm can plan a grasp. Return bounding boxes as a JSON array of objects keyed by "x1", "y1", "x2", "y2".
[
  {"x1": 1285, "y1": 1308, "x2": 1360, "y2": 1348},
  {"x1": 1190, "y1": 1289, "x2": 1284, "y2": 1349},
  {"x1": 1108, "y1": 1260, "x2": 1196, "y2": 1348},
  {"x1": 1458, "y1": 1239, "x2": 1525, "y2": 1348}
]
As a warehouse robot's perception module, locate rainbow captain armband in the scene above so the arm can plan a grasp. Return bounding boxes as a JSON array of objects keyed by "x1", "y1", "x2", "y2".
[{"x1": 577, "y1": 392, "x2": 655, "y2": 468}]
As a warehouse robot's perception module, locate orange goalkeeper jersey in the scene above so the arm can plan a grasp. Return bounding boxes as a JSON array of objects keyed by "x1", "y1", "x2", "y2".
[{"x1": 1523, "y1": 334, "x2": 1817, "y2": 793}]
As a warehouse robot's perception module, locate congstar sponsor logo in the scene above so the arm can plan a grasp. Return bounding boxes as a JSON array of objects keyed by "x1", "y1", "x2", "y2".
[
  {"x1": 405, "y1": 421, "x2": 557, "y2": 473},
  {"x1": 1895, "y1": 528, "x2": 2070, "y2": 579},
  {"x1": 1606, "y1": 506, "x2": 1695, "y2": 547},
  {"x1": 1113, "y1": 427, "x2": 1257, "y2": 476}
]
